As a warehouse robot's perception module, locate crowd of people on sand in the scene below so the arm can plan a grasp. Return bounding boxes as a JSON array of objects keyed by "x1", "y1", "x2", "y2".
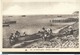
[{"x1": 9, "y1": 25, "x2": 76, "y2": 45}]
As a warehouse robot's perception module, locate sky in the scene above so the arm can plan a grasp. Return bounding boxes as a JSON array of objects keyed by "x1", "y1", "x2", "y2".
[{"x1": 2, "y1": 0, "x2": 80, "y2": 15}]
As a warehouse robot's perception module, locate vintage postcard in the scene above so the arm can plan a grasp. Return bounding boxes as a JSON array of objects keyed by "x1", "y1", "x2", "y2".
[{"x1": 1, "y1": 0, "x2": 80, "y2": 52}]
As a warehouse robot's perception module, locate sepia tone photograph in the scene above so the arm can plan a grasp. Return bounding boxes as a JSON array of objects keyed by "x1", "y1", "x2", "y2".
[
  {"x1": 2, "y1": 0, "x2": 80, "y2": 52},
  {"x1": 3, "y1": 11, "x2": 79, "y2": 48}
]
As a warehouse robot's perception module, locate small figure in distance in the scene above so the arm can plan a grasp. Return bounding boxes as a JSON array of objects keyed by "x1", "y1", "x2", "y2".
[
  {"x1": 42, "y1": 27, "x2": 47, "y2": 32},
  {"x1": 23, "y1": 32, "x2": 27, "y2": 37},
  {"x1": 15, "y1": 31, "x2": 20, "y2": 38},
  {"x1": 47, "y1": 28, "x2": 52, "y2": 35}
]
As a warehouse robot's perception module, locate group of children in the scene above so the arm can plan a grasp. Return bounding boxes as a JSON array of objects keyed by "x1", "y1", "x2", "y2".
[
  {"x1": 9, "y1": 31, "x2": 27, "y2": 45},
  {"x1": 40, "y1": 27, "x2": 53, "y2": 41}
]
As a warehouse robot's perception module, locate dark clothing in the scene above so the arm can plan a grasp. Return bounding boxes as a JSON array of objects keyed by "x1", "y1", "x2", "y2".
[
  {"x1": 69, "y1": 30, "x2": 74, "y2": 35},
  {"x1": 15, "y1": 31, "x2": 20, "y2": 37},
  {"x1": 15, "y1": 32, "x2": 20, "y2": 35},
  {"x1": 68, "y1": 29, "x2": 74, "y2": 35},
  {"x1": 9, "y1": 35, "x2": 14, "y2": 40}
]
